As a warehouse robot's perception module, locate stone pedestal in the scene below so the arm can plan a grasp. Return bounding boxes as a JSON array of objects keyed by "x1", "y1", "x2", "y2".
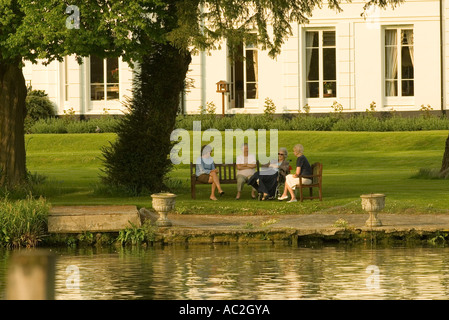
[
  {"x1": 151, "y1": 193, "x2": 177, "y2": 227},
  {"x1": 361, "y1": 194, "x2": 386, "y2": 227}
]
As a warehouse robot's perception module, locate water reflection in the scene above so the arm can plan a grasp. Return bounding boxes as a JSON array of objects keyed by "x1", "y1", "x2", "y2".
[{"x1": 1, "y1": 244, "x2": 449, "y2": 300}]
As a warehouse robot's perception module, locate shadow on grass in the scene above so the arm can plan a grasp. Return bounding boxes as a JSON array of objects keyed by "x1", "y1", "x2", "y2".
[{"x1": 411, "y1": 168, "x2": 449, "y2": 180}]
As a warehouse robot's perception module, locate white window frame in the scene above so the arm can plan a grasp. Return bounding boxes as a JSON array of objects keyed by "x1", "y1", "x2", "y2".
[
  {"x1": 303, "y1": 28, "x2": 337, "y2": 106},
  {"x1": 228, "y1": 39, "x2": 260, "y2": 110},
  {"x1": 88, "y1": 56, "x2": 121, "y2": 103},
  {"x1": 383, "y1": 26, "x2": 414, "y2": 107}
]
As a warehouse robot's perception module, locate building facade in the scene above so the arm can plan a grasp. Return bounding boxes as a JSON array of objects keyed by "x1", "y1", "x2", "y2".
[{"x1": 23, "y1": 0, "x2": 448, "y2": 116}]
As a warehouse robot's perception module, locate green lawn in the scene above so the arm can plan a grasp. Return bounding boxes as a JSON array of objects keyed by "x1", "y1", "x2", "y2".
[{"x1": 25, "y1": 131, "x2": 449, "y2": 215}]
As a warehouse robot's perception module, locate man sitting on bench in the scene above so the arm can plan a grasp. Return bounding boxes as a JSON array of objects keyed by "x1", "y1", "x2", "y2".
[{"x1": 235, "y1": 143, "x2": 257, "y2": 200}]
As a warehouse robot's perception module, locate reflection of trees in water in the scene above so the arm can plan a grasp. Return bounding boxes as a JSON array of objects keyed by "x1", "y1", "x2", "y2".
[
  {"x1": 0, "y1": 250, "x2": 12, "y2": 300},
  {"x1": 378, "y1": 246, "x2": 449, "y2": 300},
  {"x1": 54, "y1": 246, "x2": 158, "y2": 300},
  {"x1": 9, "y1": 244, "x2": 449, "y2": 300},
  {"x1": 439, "y1": 251, "x2": 449, "y2": 296}
]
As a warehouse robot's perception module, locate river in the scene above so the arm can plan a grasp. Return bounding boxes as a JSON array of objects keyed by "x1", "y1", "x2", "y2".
[{"x1": 1, "y1": 243, "x2": 449, "y2": 300}]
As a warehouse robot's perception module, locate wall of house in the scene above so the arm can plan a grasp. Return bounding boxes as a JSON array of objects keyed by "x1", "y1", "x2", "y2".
[
  {"x1": 23, "y1": 56, "x2": 133, "y2": 116},
  {"x1": 23, "y1": 0, "x2": 446, "y2": 116},
  {"x1": 184, "y1": 0, "x2": 444, "y2": 114}
]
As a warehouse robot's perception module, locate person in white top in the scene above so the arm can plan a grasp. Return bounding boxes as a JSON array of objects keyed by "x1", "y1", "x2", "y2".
[{"x1": 235, "y1": 143, "x2": 257, "y2": 200}]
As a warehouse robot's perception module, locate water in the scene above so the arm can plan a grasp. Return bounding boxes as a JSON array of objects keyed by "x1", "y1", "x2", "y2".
[{"x1": 1, "y1": 244, "x2": 449, "y2": 300}]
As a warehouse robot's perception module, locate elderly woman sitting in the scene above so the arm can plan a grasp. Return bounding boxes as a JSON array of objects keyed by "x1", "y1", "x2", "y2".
[
  {"x1": 195, "y1": 145, "x2": 225, "y2": 201},
  {"x1": 247, "y1": 147, "x2": 290, "y2": 201},
  {"x1": 278, "y1": 144, "x2": 312, "y2": 203}
]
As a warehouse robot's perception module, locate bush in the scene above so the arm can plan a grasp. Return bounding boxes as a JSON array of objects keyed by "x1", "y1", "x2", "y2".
[
  {"x1": 174, "y1": 113, "x2": 449, "y2": 132},
  {"x1": 25, "y1": 89, "x2": 56, "y2": 133},
  {"x1": 26, "y1": 89, "x2": 56, "y2": 121},
  {"x1": 27, "y1": 117, "x2": 120, "y2": 134},
  {"x1": 29, "y1": 118, "x2": 68, "y2": 134},
  {"x1": 24, "y1": 109, "x2": 449, "y2": 134}
]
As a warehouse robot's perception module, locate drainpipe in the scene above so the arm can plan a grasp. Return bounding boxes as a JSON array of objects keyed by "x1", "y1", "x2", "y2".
[
  {"x1": 200, "y1": 3, "x2": 207, "y2": 110},
  {"x1": 441, "y1": 0, "x2": 446, "y2": 116}
]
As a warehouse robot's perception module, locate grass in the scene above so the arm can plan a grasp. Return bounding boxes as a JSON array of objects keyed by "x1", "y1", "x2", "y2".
[
  {"x1": 23, "y1": 131, "x2": 449, "y2": 215},
  {"x1": 0, "y1": 196, "x2": 50, "y2": 248}
]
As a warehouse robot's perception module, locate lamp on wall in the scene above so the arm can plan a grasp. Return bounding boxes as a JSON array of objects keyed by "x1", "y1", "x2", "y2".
[{"x1": 216, "y1": 80, "x2": 229, "y2": 118}]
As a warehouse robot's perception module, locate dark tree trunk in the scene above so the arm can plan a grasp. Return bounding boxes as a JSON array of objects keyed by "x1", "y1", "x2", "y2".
[
  {"x1": 0, "y1": 60, "x2": 27, "y2": 187},
  {"x1": 441, "y1": 133, "x2": 449, "y2": 174},
  {"x1": 101, "y1": 43, "x2": 192, "y2": 194}
]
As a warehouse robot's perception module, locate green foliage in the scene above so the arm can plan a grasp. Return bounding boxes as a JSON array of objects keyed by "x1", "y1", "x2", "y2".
[
  {"x1": 333, "y1": 218, "x2": 350, "y2": 228},
  {"x1": 62, "y1": 107, "x2": 79, "y2": 123},
  {"x1": 302, "y1": 104, "x2": 311, "y2": 114},
  {"x1": 428, "y1": 231, "x2": 447, "y2": 246},
  {"x1": 78, "y1": 231, "x2": 95, "y2": 245},
  {"x1": 0, "y1": 196, "x2": 50, "y2": 248},
  {"x1": 175, "y1": 113, "x2": 449, "y2": 132},
  {"x1": 330, "y1": 101, "x2": 344, "y2": 118},
  {"x1": 243, "y1": 223, "x2": 254, "y2": 229},
  {"x1": 263, "y1": 97, "x2": 277, "y2": 119},
  {"x1": 25, "y1": 88, "x2": 56, "y2": 133},
  {"x1": 420, "y1": 104, "x2": 434, "y2": 119},
  {"x1": 117, "y1": 221, "x2": 156, "y2": 246},
  {"x1": 22, "y1": 109, "x2": 449, "y2": 134},
  {"x1": 101, "y1": 43, "x2": 191, "y2": 194},
  {"x1": 198, "y1": 101, "x2": 217, "y2": 119},
  {"x1": 365, "y1": 101, "x2": 377, "y2": 114},
  {"x1": 27, "y1": 117, "x2": 120, "y2": 134},
  {"x1": 25, "y1": 89, "x2": 56, "y2": 121}
]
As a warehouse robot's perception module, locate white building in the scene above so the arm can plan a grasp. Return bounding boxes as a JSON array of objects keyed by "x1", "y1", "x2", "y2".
[{"x1": 23, "y1": 0, "x2": 448, "y2": 116}]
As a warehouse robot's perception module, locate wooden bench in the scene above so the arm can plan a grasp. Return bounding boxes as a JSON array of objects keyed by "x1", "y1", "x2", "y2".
[
  {"x1": 190, "y1": 161, "x2": 259, "y2": 199},
  {"x1": 297, "y1": 162, "x2": 323, "y2": 202}
]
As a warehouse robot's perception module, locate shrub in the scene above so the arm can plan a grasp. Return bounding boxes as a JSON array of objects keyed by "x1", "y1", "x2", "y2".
[
  {"x1": 25, "y1": 89, "x2": 56, "y2": 133},
  {"x1": 29, "y1": 118, "x2": 68, "y2": 134},
  {"x1": 263, "y1": 97, "x2": 276, "y2": 119},
  {"x1": 25, "y1": 89, "x2": 56, "y2": 121},
  {"x1": 27, "y1": 117, "x2": 121, "y2": 134}
]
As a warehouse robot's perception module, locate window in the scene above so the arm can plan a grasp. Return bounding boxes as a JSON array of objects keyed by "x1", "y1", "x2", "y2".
[
  {"x1": 90, "y1": 56, "x2": 120, "y2": 101},
  {"x1": 305, "y1": 30, "x2": 336, "y2": 98},
  {"x1": 385, "y1": 28, "x2": 414, "y2": 97},
  {"x1": 230, "y1": 40, "x2": 259, "y2": 108}
]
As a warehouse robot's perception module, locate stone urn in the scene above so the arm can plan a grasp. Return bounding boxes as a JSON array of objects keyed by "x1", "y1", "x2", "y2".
[
  {"x1": 361, "y1": 193, "x2": 386, "y2": 227},
  {"x1": 151, "y1": 193, "x2": 177, "y2": 227}
]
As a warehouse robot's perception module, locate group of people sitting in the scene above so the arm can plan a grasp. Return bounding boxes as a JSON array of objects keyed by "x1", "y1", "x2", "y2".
[{"x1": 195, "y1": 143, "x2": 313, "y2": 203}]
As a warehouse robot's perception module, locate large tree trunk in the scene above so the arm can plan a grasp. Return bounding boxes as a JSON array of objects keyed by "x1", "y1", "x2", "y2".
[
  {"x1": 101, "y1": 43, "x2": 192, "y2": 194},
  {"x1": 441, "y1": 133, "x2": 449, "y2": 174},
  {"x1": 0, "y1": 60, "x2": 27, "y2": 187}
]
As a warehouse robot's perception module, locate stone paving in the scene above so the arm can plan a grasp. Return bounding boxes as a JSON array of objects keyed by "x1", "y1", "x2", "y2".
[
  {"x1": 164, "y1": 212, "x2": 449, "y2": 232},
  {"x1": 140, "y1": 208, "x2": 449, "y2": 243}
]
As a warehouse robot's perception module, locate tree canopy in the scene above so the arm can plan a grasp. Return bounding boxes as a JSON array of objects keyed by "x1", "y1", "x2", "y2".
[{"x1": 2, "y1": 0, "x2": 405, "y2": 64}]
